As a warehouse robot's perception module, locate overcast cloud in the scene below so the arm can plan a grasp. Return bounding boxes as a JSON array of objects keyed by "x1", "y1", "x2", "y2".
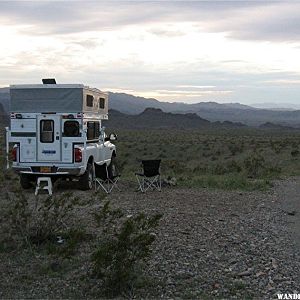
[
  {"x1": 0, "y1": 1, "x2": 299, "y2": 106},
  {"x1": 0, "y1": 1, "x2": 298, "y2": 41}
]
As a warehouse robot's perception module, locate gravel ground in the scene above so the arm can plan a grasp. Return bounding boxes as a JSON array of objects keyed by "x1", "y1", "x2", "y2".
[{"x1": 0, "y1": 177, "x2": 300, "y2": 299}]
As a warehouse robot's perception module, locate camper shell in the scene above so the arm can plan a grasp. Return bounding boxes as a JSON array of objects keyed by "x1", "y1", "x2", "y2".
[
  {"x1": 6, "y1": 83, "x2": 116, "y2": 190},
  {"x1": 10, "y1": 84, "x2": 109, "y2": 116}
]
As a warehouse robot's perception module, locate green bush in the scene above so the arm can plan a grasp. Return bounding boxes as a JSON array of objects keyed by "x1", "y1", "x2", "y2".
[
  {"x1": 92, "y1": 201, "x2": 162, "y2": 297},
  {"x1": 264, "y1": 164, "x2": 282, "y2": 178},
  {"x1": 244, "y1": 153, "x2": 266, "y2": 178},
  {"x1": 228, "y1": 143, "x2": 243, "y2": 156},
  {"x1": 227, "y1": 160, "x2": 242, "y2": 173},
  {"x1": 213, "y1": 163, "x2": 227, "y2": 175},
  {"x1": 45, "y1": 227, "x2": 89, "y2": 258},
  {"x1": 291, "y1": 149, "x2": 299, "y2": 157},
  {"x1": 187, "y1": 174, "x2": 270, "y2": 191},
  {"x1": 8, "y1": 191, "x2": 79, "y2": 246},
  {"x1": 212, "y1": 160, "x2": 241, "y2": 175}
]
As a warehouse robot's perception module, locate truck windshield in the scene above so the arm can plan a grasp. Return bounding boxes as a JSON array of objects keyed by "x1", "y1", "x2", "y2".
[{"x1": 64, "y1": 121, "x2": 80, "y2": 137}]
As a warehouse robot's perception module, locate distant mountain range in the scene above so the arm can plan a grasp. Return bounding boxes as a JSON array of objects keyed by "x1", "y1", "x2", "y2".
[
  {"x1": 108, "y1": 92, "x2": 300, "y2": 127},
  {"x1": 104, "y1": 108, "x2": 247, "y2": 130},
  {"x1": 108, "y1": 92, "x2": 255, "y2": 114},
  {"x1": 0, "y1": 87, "x2": 9, "y2": 113},
  {"x1": 251, "y1": 102, "x2": 300, "y2": 111},
  {"x1": 0, "y1": 87, "x2": 299, "y2": 128},
  {"x1": 0, "y1": 88, "x2": 9, "y2": 126}
]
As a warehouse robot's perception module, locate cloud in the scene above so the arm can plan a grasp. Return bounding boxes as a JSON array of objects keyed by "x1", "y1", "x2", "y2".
[
  {"x1": 263, "y1": 79, "x2": 300, "y2": 85},
  {"x1": 148, "y1": 28, "x2": 185, "y2": 38},
  {"x1": 0, "y1": 1, "x2": 300, "y2": 105},
  {"x1": 224, "y1": 3, "x2": 300, "y2": 42},
  {"x1": 176, "y1": 85, "x2": 216, "y2": 89},
  {"x1": 1, "y1": 1, "x2": 299, "y2": 43}
]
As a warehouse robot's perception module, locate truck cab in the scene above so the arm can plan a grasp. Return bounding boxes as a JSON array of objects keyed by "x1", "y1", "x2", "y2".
[{"x1": 6, "y1": 82, "x2": 116, "y2": 190}]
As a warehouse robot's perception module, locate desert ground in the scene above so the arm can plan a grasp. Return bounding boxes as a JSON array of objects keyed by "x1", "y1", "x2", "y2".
[{"x1": 1, "y1": 178, "x2": 300, "y2": 299}]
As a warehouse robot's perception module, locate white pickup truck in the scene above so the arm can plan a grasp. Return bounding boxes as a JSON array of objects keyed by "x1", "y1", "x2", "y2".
[{"x1": 6, "y1": 81, "x2": 117, "y2": 190}]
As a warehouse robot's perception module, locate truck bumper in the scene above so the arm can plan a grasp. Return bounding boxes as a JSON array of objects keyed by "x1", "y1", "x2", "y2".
[{"x1": 12, "y1": 166, "x2": 84, "y2": 176}]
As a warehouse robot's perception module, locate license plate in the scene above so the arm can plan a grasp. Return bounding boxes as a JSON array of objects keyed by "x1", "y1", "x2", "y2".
[{"x1": 40, "y1": 167, "x2": 51, "y2": 173}]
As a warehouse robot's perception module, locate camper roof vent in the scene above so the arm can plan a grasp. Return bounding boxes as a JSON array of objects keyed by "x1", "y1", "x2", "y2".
[{"x1": 42, "y1": 78, "x2": 56, "y2": 84}]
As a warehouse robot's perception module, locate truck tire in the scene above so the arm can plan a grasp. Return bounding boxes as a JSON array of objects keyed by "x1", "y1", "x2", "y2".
[
  {"x1": 107, "y1": 156, "x2": 118, "y2": 178},
  {"x1": 20, "y1": 174, "x2": 32, "y2": 189},
  {"x1": 79, "y1": 163, "x2": 94, "y2": 190}
]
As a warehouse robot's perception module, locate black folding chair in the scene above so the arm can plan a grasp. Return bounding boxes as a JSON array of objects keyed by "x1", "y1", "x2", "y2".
[
  {"x1": 135, "y1": 160, "x2": 161, "y2": 193},
  {"x1": 94, "y1": 163, "x2": 120, "y2": 194}
]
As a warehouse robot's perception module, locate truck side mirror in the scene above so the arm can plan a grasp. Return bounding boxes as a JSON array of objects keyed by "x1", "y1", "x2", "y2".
[{"x1": 109, "y1": 133, "x2": 117, "y2": 141}]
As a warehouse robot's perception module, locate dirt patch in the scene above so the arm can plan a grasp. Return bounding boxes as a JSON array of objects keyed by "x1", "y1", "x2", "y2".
[{"x1": 276, "y1": 178, "x2": 300, "y2": 248}]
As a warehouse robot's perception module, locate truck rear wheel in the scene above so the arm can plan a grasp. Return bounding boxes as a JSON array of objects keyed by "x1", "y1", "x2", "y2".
[
  {"x1": 79, "y1": 163, "x2": 94, "y2": 190},
  {"x1": 20, "y1": 174, "x2": 32, "y2": 189}
]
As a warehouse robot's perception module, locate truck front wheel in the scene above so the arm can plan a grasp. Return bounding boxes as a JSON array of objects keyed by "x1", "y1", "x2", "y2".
[
  {"x1": 79, "y1": 163, "x2": 94, "y2": 190},
  {"x1": 20, "y1": 174, "x2": 32, "y2": 189}
]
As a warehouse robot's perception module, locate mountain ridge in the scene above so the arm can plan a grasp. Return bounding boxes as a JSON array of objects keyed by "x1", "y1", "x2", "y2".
[
  {"x1": 104, "y1": 108, "x2": 248, "y2": 130},
  {"x1": 108, "y1": 92, "x2": 300, "y2": 127}
]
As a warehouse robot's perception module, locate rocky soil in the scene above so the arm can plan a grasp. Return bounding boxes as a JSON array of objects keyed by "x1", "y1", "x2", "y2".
[{"x1": 0, "y1": 177, "x2": 300, "y2": 299}]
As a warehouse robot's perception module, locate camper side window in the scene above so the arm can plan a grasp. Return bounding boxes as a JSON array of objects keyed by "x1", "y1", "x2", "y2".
[
  {"x1": 99, "y1": 97, "x2": 105, "y2": 109},
  {"x1": 64, "y1": 121, "x2": 80, "y2": 137},
  {"x1": 87, "y1": 122, "x2": 95, "y2": 140},
  {"x1": 87, "y1": 121, "x2": 100, "y2": 141},
  {"x1": 86, "y1": 95, "x2": 94, "y2": 107},
  {"x1": 95, "y1": 122, "x2": 100, "y2": 138},
  {"x1": 40, "y1": 120, "x2": 54, "y2": 143}
]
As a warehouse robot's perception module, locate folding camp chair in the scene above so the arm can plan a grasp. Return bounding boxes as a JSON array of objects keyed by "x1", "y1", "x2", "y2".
[
  {"x1": 94, "y1": 163, "x2": 120, "y2": 194},
  {"x1": 135, "y1": 160, "x2": 161, "y2": 192}
]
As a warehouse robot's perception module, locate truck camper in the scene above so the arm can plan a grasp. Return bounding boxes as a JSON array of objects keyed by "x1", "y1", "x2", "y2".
[{"x1": 6, "y1": 80, "x2": 117, "y2": 190}]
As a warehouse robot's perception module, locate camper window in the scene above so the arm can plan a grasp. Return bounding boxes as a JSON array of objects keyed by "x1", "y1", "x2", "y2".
[
  {"x1": 99, "y1": 97, "x2": 105, "y2": 109},
  {"x1": 64, "y1": 121, "x2": 80, "y2": 137},
  {"x1": 87, "y1": 121, "x2": 100, "y2": 140},
  {"x1": 86, "y1": 95, "x2": 94, "y2": 107},
  {"x1": 40, "y1": 120, "x2": 54, "y2": 143}
]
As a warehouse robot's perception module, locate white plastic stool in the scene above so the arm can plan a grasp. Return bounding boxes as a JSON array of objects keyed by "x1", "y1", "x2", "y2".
[{"x1": 35, "y1": 177, "x2": 53, "y2": 196}]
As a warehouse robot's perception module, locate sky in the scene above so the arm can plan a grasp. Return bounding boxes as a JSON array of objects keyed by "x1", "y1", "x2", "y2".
[{"x1": 0, "y1": 0, "x2": 300, "y2": 107}]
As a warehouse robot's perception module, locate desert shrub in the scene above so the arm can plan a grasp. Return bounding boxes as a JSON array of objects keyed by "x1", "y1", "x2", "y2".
[
  {"x1": 164, "y1": 160, "x2": 186, "y2": 174},
  {"x1": 291, "y1": 149, "x2": 299, "y2": 157},
  {"x1": 274, "y1": 146, "x2": 282, "y2": 154},
  {"x1": 45, "y1": 227, "x2": 89, "y2": 258},
  {"x1": 228, "y1": 143, "x2": 243, "y2": 156},
  {"x1": 192, "y1": 164, "x2": 208, "y2": 175},
  {"x1": 7, "y1": 191, "x2": 79, "y2": 246},
  {"x1": 213, "y1": 163, "x2": 227, "y2": 175},
  {"x1": 92, "y1": 201, "x2": 162, "y2": 297},
  {"x1": 202, "y1": 151, "x2": 212, "y2": 158},
  {"x1": 187, "y1": 174, "x2": 270, "y2": 191},
  {"x1": 227, "y1": 160, "x2": 242, "y2": 173},
  {"x1": 215, "y1": 149, "x2": 221, "y2": 156},
  {"x1": 264, "y1": 165, "x2": 282, "y2": 178},
  {"x1": 270, "y1": 141, "x2": 282, "y2": 154},
  {"x1": 244, "y1": 153, "x2": 266, "y2": 178},
  {"x1": 212, "y1": 160, "x2": 241, "y2": 176}
]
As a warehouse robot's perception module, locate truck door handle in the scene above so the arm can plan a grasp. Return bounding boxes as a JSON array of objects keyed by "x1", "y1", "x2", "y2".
[{"x1": 56, "y1": 136, "x2": 59, "y2": 140}]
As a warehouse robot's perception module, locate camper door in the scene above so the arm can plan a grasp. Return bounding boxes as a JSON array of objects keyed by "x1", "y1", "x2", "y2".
[{"x1": 37, "y1": 115, "x2": 61, "y2": 161}]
